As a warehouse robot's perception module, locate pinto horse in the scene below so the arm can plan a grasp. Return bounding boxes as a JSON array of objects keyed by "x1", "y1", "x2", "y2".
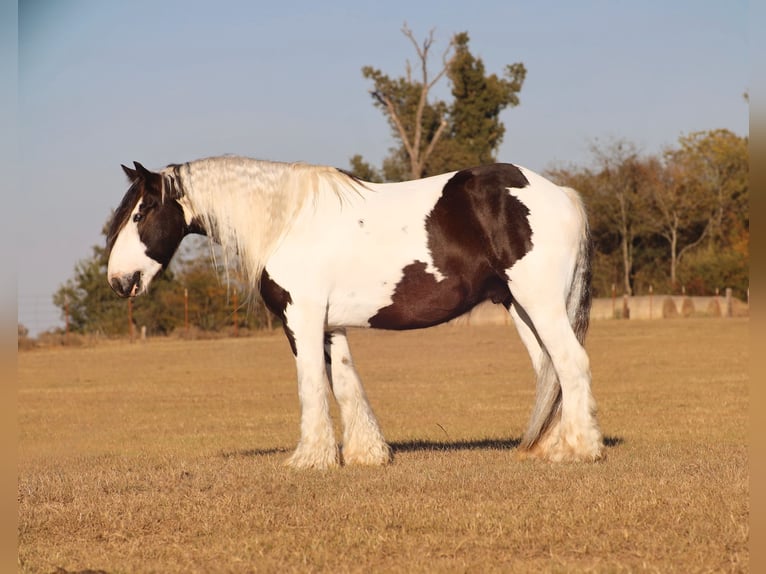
[{"x1": 106, "y1": 156, "x2": 603, "y2": 468}]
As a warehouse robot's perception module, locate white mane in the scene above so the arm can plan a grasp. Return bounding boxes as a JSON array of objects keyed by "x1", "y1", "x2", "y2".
[{"x1": 163, "y1": 156, "x2": 359, "y2": 288}]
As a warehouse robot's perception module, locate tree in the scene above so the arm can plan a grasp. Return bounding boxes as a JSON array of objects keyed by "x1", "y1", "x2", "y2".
[
  {"x1": 428, "y1": 33, "x2": 526, "y2": 174},
  {"x1": 668, "y1": 130, "x2": 749, "y2": 296},
  {"x1": 549, "y1": 131, "x2": 749, "y2": 299},
  {"x1": 348, "y1": 154, "x2": 383, "y2": 183},
  {"x1": 358, "y1": 25, "x2": 526, "y2": 181},
  {"x1": 53, "y1": 242, "x2": 123, "y2": 335},
  {"x1": 54, "y1": 222, "x2": 278, "y2": 336},
  {"x1": 550, "y1": 140, "x2": 655, "y2": 296},
  {"x1": 649, "y1": 149, "x2": 713, "y2": 287},
  {"x1": 670, "y1": 130, "x2": 749, "y2": 251}
]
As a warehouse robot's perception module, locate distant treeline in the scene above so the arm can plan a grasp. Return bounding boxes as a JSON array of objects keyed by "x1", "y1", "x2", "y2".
[{"x1": 547, "y1": 130, "x2": 748, "y2": 300}]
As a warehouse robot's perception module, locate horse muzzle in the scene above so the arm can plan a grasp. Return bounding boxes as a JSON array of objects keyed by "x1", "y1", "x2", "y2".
[{"x1": 109, "y1": 271, "x2": 143, "y2": 298}]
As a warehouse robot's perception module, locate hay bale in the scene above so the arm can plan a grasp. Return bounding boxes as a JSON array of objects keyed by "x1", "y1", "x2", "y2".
[{"x1": 662, "y1": 297, "x2": 678, "y2": 318}]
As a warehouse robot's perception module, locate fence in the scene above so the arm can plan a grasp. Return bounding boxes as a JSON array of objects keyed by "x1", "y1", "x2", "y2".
[
  {"x1": 18, "y1": 290, "x2": 273, "y2": 341},
  {"x1": 451, "y1": 287, "x2": 748, "y2": 327},
  {"x1": 20, "y1": 284, "x2": 749, "y2": 342},
  {"x1": 589, "y1": 287, "x2": 748, "y2": 320}
]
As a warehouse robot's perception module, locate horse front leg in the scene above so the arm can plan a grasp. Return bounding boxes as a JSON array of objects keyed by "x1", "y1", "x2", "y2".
[
  {"x1": 326, "y1": 329, "x2": 392, "y2": 466},
  {"x1": 283, "y1": 307, "x2": 340, "y2": 470}
]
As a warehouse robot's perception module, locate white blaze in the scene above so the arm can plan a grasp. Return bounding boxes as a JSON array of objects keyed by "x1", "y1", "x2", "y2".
[{"x1": 107, "y1": 202, "x2": 162, "y2": 294}]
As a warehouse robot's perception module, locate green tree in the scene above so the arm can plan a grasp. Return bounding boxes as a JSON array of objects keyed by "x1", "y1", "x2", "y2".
[
  {"x1": 427, "y1": 32, "x2": 526, "y2": 174},
  {"x1": 357, "y1": 25, "x2": 525, "y2": 181},
  {"x1": 53, "y1": 242, "x2": 126, "y2": 335},
  {"x1": 348, "y1": 154, "x2": 383, "y2": 183},
  {"x1": 54, "y1": 221, "x2": 278, "y2": 337}
]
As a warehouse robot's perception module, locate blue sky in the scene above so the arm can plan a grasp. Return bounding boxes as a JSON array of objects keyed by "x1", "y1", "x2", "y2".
[{"x1": 15, "y1": 0, "x2": 749, "y2": 335}]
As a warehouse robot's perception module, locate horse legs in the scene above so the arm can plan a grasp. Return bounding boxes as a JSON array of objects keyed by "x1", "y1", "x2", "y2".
[
  {"x1": 510, "y1": 294, "x2": 603, "y2": 462},
  {"x1": 509, "y1": 303, "x2": 564, "y2": 458},
  {"x1": 326, "y1": 329, "x2": 392, "y2": 465},
  {"x1": 283, "y1": 306, "x2": 340, "y2": 470}
]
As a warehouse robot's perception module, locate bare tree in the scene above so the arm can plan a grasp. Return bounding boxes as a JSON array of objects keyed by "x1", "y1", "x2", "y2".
[
  {"x1": 362, "y1": 24, "x2": 456, "y2": 179},
  {"x1": 650, "y1": 153, "x2": 711, "y2": 287},
  {"x1": 589, "y1": 141, "x2": 660, "y2": 296}
]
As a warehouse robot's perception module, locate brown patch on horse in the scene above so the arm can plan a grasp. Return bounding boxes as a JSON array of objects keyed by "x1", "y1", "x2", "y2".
[
  {"x1": 260, "y1": 270, "x2": 297, "y2": 355},
  {"x1": 369, "y1": 164, "x2": 532, "y2": 330}
]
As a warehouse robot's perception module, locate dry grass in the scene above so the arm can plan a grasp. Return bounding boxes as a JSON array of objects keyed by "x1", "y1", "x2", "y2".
[{"x1": 18, "y1": 319, "x2": 749, "y2": 573}]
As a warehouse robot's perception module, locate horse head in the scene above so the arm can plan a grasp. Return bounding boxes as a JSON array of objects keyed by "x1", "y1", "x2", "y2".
[{"x1": 106, "y1": 162, "x2": 188, "y2": 297}]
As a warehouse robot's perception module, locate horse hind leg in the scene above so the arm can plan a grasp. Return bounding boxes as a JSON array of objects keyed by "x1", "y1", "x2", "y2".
[
  {"x1": 511, "y1": 296, "x2": 603, "y2": 463},
  {"x1": 327, "y1": 329, "x2": 392, "y2": 466},
  {"x1": 509, "y1": 303, "x2": 563, "y2": 459}
]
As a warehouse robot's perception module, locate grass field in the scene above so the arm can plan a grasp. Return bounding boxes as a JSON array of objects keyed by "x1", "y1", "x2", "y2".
[{"x1": 18, "y1": 319, "x2": 749, "y2": 573}]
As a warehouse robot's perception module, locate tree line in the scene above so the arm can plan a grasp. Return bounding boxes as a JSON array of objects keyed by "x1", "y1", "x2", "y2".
[
  {"x1": 52, "y1": 236, "x2": 273, "y2": 337},
  {"x1": 548, "y1": 130, "x2": 748, "y2": 299},
  {"x1": 348, "y1": 26, "x2": 748, "y2": 301},
  {"x1": 42, "y1": 26, "x2": 747, "y2": 338}
]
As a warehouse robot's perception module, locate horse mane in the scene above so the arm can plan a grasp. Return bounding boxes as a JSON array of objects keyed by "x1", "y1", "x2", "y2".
[{"x1": 164, "y1": 156, "x2": 361, "y2": 290}]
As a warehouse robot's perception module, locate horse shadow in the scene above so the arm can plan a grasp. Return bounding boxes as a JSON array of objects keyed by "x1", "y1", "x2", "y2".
[
  {"x1": 390, "y1": 435, "x2": 623, "y2": 454},
  {"x1": 222, "y1": 436, "x2": 623, "y2": 459}
]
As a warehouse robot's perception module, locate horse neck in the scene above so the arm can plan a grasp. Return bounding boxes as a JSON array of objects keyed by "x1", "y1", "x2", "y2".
[{"x1": 176, "y1": 157, "x2": 313, "y2": 285}]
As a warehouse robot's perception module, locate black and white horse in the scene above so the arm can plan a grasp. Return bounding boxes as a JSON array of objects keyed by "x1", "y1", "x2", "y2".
[{"x1": 106, "y1": 156, "x2": 603, "y2": 468}]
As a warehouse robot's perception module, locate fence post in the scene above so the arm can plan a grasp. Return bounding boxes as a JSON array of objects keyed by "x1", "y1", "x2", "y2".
[
  {"x1": 715, "y1": 287, "x2": 720, "y2": 316},
  {"x1": 649, "y1": 285, "x2": 653, "y2": 319},
  {"x1": 128, "y1": 298, "x2": 135, "y2": 342},
  {"x1": 622, "y1": 293, "x2": 630, "y2": 319},
  {"x1": 233, "y1": 291, "x2": 239, "y2": 337},
  {"x1": 64, "y1": 295, "x2": 70, "y2": 338},
  {"x1": 184, "y1": 288, "x2": 189, "y2": 335},
  {"x1": 725, "y1": 287, "x2": 732, "y2": 318},
  {"x1": 611, "y1": 283, "x2": 616, "y2": 319}
]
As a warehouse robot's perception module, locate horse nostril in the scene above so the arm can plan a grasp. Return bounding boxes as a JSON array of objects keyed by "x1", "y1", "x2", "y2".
[
  {"x1": 110, "y1": 277, "x2": 129, "y2": 298},
  {"x1": 109, "y1": 272, "x2": 142, "y2": 298},
  {"x1": 129, "y1": 271, "x2": 141, "y2": 296}
]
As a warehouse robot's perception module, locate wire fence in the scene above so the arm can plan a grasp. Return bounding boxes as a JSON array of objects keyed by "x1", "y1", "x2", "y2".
[
  {"x1": 19, "y1": 281, "x2": 749, "y2": 344},
  {"x1": 18, "y1": 289, "x2": 274, "y2": 340},
  {"x1": 18, "y1": 295, "x2": 63, "y2": 338}
]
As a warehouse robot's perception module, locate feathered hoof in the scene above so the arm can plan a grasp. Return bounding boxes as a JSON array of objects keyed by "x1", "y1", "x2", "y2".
[
  {"x1": 517, "y1": 436, "x2": 605, "y2": 463},
  {"x1": 341, "y1": 441, "x2": 393, "y2": 466},
  {"x1": 284, "y1": 444, "x2": 341, "y2": 470}
]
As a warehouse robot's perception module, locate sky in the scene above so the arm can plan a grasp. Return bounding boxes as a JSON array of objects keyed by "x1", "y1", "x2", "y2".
[{"x1": 13, "y1": 0, "x2": 749, "y2": 336}]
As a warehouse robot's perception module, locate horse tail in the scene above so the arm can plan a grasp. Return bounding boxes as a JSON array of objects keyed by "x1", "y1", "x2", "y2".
[
  {"x1": 566, "y1": 188, "x2": 593, "y2": 347},
  {"x1": 520, "y1": 187, "x2": 592, "y2": 450}
]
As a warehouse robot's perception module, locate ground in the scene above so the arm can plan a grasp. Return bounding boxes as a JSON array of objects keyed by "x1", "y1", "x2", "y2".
[{"x1": 18, "y1": 319, "x2": 749, "y2": 573}]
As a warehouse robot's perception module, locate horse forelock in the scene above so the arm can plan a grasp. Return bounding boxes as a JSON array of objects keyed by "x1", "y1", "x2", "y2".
[{"x1": 106, "y1": 179, "x2": 144, "y2": 252}]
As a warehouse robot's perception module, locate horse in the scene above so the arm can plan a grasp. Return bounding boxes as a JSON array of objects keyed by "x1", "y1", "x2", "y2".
[{"x1": 106, "y1": 156, "x2": 604, "y2": 469}]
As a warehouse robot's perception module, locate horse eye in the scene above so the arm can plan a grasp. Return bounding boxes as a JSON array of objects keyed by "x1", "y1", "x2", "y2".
[{"x1": 133, "y1": 213, "x2": 144, "y2": 223}]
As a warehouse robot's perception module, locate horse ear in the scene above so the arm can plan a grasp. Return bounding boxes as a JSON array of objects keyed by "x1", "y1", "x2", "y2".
[
  {"x1": 133, "y1": 162, "x2": 152, "y2": 178},
  {"x1": 122, "y1": 164, "x2": 138, "y2": 182},
  {"x1": 132, "y1": 161, "x2": 164, "y2": 197}
]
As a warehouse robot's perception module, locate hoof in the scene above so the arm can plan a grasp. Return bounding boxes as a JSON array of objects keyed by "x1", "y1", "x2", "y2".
[
  {"x1": 517, "y1": 435, "x2": 605, "y2": 463},
  {"x1": 284, "y1": 444, "x2": 341, "y2": 470},
  {"x1": 341, "y1": 442, "x2": 393, "y2": 466}
]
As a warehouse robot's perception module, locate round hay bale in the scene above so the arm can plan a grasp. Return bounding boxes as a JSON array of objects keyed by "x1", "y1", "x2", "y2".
[
  {"x1": 681, "y1": 297, "x2": 695, "y2": 317},
  {"x1": 706, "y1": 298, "x2": 721, "y2": 317},
  {"x1": 662, "y1": 297, "x2": 678, "y2": 318}
]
